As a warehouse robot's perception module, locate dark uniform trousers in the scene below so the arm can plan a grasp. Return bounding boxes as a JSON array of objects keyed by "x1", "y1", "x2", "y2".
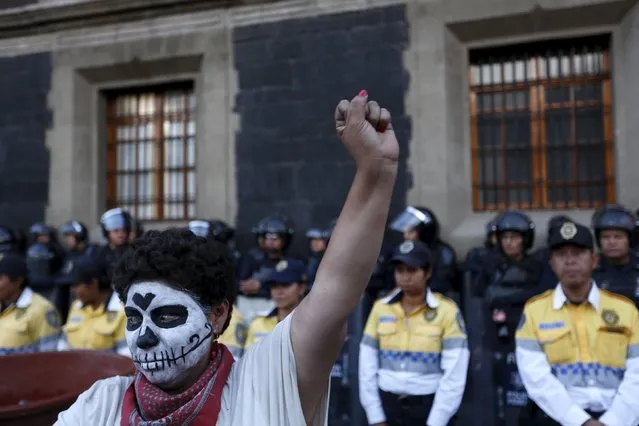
[
  {"x1": 519, "y1": 403, "x2": 603, "y2": 426},
  {"x1": 380, "y1": 391, "x2": 456, "y2": 426}
]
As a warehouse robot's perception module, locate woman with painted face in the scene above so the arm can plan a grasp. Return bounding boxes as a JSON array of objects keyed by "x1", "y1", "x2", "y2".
[
  {"x1": 55, "y1": 91, "x2": 399, "y2": 425},
  {"x1": 474, "y1": 210, "x2": 545, "y2": 424},
  {"x1": 359, "y1": 240, "x2": 469, "y2": 426},
  {"x1": 243, "y1": 259, "x2": 307, "y2": 350},
  {"x1": 55, "y1": 256, "x2": 129, "y2": 357}
]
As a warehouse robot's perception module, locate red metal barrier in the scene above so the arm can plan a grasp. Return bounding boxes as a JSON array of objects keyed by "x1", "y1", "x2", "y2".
[{"x1": 0, "y1": 351, "x2": 134, "y2": 426}]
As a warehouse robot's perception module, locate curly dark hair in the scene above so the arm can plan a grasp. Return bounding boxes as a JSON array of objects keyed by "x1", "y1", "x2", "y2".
[{"x1": 112, "y1": 227, "x2": 236, "y2": 333}]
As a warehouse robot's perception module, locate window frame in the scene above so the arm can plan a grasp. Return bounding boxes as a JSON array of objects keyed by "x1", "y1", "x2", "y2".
[
  {"x1": 468, "y1": 35, "x2": 615, "y2": 212},
  {"x1": 105, "y1": 82, "x2": 196, "y2": 221}
]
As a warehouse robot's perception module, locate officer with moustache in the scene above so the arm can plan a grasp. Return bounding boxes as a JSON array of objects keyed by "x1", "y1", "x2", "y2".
[
  {"x1": 517, "y1": 221, "x2": 639, "y2": 426},
  {"x1": 591, "y1": 205, "x2": 639, "y2": 307}
]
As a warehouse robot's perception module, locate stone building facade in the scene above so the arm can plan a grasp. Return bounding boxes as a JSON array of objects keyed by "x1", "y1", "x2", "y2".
[{"x1": 0, "y1": 0, "x2": 637, "y2": 255}]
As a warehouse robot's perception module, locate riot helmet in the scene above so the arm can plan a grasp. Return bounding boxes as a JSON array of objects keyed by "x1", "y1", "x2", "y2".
[
  {"x1": 0, "y1": 226, "x2": 18, "y2": 253},
  {"x1": 255, "y1": 214, "x2": 295, "y2": 252},
  {"x1": 389, "y1": 206, "x2": 440, "y2": 245},
  {"x1": 60, "y1": 220, "x2": 89, "y2": 243},
  {"x1": 592, "y1": 204, "x2": 636, "y2": 248},
  {"x1": 494, "y1": 210, "x2": 536, "y2": 250},
  {"x1": 189, "y1": 219, "x2": 212, "y2": 238},
  {"x1": 29, "y1": 222, "x2": 55, "y2": 244},
  {"x1": 209, "y1": 220, "x2": 235, "y2": 244},
  {"x1": 100, "y1": 207, "x2": 132, "y2": 240}
]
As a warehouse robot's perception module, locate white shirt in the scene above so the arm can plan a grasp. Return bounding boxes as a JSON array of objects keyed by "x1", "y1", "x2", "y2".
[{"x1": 54, "y1": 314, "x2": 329, "y2": 425}]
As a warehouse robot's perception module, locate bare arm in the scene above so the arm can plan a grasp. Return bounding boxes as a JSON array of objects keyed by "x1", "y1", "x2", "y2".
[{"x1": 291, "y1": 91, "x2": 399, "y2": 421}]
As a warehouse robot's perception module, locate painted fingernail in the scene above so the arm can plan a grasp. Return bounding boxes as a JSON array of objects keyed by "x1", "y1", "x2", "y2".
[{"x1": 358, "y1": 89, "x2": 368, "y2": 97}]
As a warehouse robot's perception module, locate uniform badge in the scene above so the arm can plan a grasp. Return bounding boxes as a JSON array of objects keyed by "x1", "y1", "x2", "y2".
[
  {"x1": 399, "y1": 241, "x2": 414, "y2": 254},
  {"x1": 0, "y1": 253, "x2": 4, "y2": 262},
  {"x1": 602, "y1": 309, "x2": 619, "y2": 326},
  {"x1": 425, "y1": 309, "x2": 437, "y2": 322},
  {"x1": 275, "y1": 260, "x2": 288, "y2": 272},
  {"x1": 62, "y1": 260, "x2": 74, "y2": 275},
  {"x1": 456, "y1": 311, "x2": 467, "y2": 334},
  {"x1": 235, "y1": 322, "x2": 248, "y2": 345},
  {"x1": 46, "y1": 310, "x2": 61, "y2": 328},
  {"x1": 106, "y1": 312, "x2": 117, "y2": 323},
  {"x1": 14, "y1": 309, "x2": 26, "y2": 321},
  {"x1": 559, "y1": 222, "x2": 577, "y2": 239},
  {"x1": 517, "y1": 313, "x2": 526, "y2": 331}
]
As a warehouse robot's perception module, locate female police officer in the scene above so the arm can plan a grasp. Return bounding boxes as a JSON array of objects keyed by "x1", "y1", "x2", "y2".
[
  {"x1": 0, "y1": 252, "x2": 60, "y2": 355},
  {"x1": 56, "y1": 256, "x2": 129, "y2": 356},
  {"x1": 359, "y1": 240, "x2": 469, "y2": 426}
]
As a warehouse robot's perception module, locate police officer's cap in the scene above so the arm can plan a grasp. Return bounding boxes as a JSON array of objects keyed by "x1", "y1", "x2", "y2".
[
  {"x1": 390, "y1": 240, "x2": 432, "y2": 269},
  {"x1": 548, "y1": 222, "x2": 594, "y2": 251},
  {"x1": 265, "y1": 259, "x2": 306, "y2": 286},
  {"x1": 56, "y1": 256, "x2": 101, "y2": 286},
  {"x1": 0, "y1": 253, "x2": 28, "y2": 277}
]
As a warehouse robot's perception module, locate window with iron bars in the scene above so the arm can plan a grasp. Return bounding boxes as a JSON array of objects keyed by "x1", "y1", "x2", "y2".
[
  {"x1": 105, "y1": 83, "x2": 196, "y2": 221},
  {"x1": 469, "y1": 34, "x2": 615, "y2": 211}
]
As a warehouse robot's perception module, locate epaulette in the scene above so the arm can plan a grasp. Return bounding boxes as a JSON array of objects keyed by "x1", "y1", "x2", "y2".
[
  {"x1": 525, "y1": 289, "x2": 554, "y2": 306},
  {"x1": 599, "y1": 288, "x2": 636, "y2": 307}
]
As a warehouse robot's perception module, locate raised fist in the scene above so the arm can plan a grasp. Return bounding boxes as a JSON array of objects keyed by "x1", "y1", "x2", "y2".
[{"x1": 335, "y1": 90, "x2": 399, "y2": 174}]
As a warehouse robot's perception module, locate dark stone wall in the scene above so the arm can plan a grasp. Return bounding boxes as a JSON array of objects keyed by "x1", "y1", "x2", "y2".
[
  {"x1": 0, "y1": 52, "x2": 52, "y2": 229},
  {"x1": 233, "y1": 5, "x2": 411, "y2": 255}
]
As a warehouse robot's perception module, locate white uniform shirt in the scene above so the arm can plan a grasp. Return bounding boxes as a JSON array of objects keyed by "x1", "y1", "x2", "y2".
[{"x1": 54, "y1": 314, "x2": 329, "y2": 425}]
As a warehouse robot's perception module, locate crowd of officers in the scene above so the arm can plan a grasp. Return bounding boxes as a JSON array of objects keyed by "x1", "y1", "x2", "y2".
[{"x1": 1, "y1": 203, "x2": 639, "y2": 426}]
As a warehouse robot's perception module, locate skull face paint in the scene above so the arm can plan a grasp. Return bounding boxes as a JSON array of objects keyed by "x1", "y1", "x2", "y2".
[{"x1": 124, "y1": 281, "x2": 213, "y2": 387}]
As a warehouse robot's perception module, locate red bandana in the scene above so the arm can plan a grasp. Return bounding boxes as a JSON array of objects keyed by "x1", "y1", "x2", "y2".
[{"x1": 120, "y1": 343, "x2": 234, "y2": 426}]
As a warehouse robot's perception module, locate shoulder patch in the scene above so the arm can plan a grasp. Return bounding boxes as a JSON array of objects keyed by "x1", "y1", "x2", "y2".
[
  {"x1": 525, "y1": 289, "x2": 553, "y2": 307},
  {"x1": 456, "y1": 311, "x2": 466, "y2": 334},
  {"x1": 600, "y1": 288, "x2": 636, "y2": 307},
  {"x1": 517, "y1": 313, "x2": 526, "y2": 331},
  {"x1": 235, "y1": 322, "x2": 248, "y2": 345},
  {"x1": 46, "y1": 310, "x2": 61, "y2": 329}
]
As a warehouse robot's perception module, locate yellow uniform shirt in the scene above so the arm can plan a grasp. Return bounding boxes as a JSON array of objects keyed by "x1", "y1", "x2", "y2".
[
  {"x1": 516, "y1": 284, "x2": 639, "y2": 426},
  {"x1": 0, "y1": 287, "x2": 61, "y2": 355},
  {"x1": 244, "y1": 308, "x2": 280, "y2": 350},
  {"x1": 359, "y1": 288, "x2": 469, "y2": 426},
  {"x1": 218, "y1": 305, "x2": 247, "y2": 360},
  {"x1": 58, "y1": 293, "x2": 129, "y2": 357}
]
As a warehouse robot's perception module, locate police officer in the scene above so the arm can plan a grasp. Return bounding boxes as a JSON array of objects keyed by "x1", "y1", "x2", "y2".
[
  {"x1": 0, "y1": 225, "x2": 20, "y2": 254},
  {"x1": 516, "y1": 221, "x2": 639, "y2": 426},
  {"x1": 388, "y1": 206, "x2": 458, "y2": 294},
  {"x1": 26, "y1": 240, "x2": 64, "y2": 301},
  {"x1": 208, "y1": 219, "x2": 242, "y2": 266},
  {"x1": 243, "y1": 258, "x2": 307, "y2": 349},
  {"x1": 237, "y1": 214, "x2": 294, "y2": 322},
  {"x1": 476, "y1": 210, "x2": 544, "y2": 422},
  {"x1": 359, "y1": 240, "x2": 469, "y2": 426},
  {"x1": 218, "y1": 306, "x2": 247, "y2": 360},
  {"x1": 55, "y1": 220, "x2": 101, "y2": 323},
  {"x1": 56, "y1": 256, "x2": 128, "y2": 357},
  {"x1": 29, "y1": 222, "x2": 57, "y2": 245},
  {"x1": 0, "y1": 252, "x2": 61, "y2": 355},
  {"x1": 93, "y1": 207, "x2": 133, "y2": 285},
  {"x1": 591, "y1": 204, "x2": 639, "y2": 306},
  {"x1": 533, "y1": 215, "x2": 573, "y2": 292},
  {"x1": 305, "y1": 222, "x2": 332, "y2": 287},
  {"x1": 188, "y1": 219, "x2": 247, "y2": 360}
]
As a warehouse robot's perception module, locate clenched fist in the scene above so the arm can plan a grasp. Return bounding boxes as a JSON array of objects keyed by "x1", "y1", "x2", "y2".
[{"x1": 335, "y1": 90, "x2": 399, "y2": 174}]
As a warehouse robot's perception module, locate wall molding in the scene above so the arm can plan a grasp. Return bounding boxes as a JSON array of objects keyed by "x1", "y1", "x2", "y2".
[{"x1": 0, "y1": 0, "x2": 403, "y2": 56}]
